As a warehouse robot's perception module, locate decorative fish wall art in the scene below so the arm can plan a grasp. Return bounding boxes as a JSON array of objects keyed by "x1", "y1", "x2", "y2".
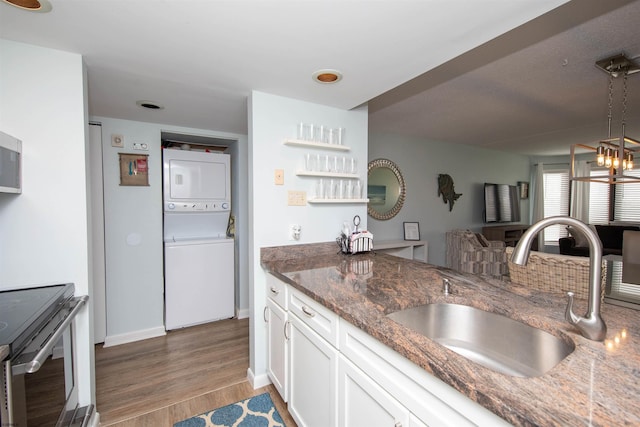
[{"x1": 437, "y1": 174, "x2": 462, "y2": 212}]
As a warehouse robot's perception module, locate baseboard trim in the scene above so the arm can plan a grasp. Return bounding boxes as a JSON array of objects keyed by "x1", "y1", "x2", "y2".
[
  {"x1": 247, "y1": 368, "x2": 271, "y2": 389},
  {"x1": 103, "y1": 326, "x2": 166, "y2": 347},
  {"x1": 236, "y1": 307, "x2": 250, "y2": 319}
]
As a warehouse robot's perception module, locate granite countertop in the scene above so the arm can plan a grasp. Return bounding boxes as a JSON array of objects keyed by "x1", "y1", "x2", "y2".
[{"x1": 261, "y1": 242, "x2": 640, "y2": 427}]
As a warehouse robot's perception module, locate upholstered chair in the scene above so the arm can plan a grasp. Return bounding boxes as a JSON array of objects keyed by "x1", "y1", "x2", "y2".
[{"x1": 445, "y1": 229, "x2": 507, "y2": 278}]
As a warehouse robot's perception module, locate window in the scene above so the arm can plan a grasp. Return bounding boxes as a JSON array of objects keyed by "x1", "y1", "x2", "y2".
[
  {"x1": 614, "y1": 169, "x2": 640, "y2": 222},
  {"x1": 588, "y1": 169, "x2": 610, "y2": 224},
  {"x1": 588, "y1": 168, "x2": 640, "y2": 223},
  {"x1": 543, "y1": 170, "x2": 569, "y2": 245}
]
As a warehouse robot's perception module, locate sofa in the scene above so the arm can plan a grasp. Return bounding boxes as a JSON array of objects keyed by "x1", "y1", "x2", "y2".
[
  {"x1": 505, "y1": 247, "x2": 606, "y2": 300},
  {"x1": 559, "y1": 224, "x2": 640, "y2": 257}
]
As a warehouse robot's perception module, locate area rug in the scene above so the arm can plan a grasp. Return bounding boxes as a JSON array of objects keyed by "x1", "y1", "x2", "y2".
[{"x1": 174, "y1": 392, "x2": 286, "y2": 427}]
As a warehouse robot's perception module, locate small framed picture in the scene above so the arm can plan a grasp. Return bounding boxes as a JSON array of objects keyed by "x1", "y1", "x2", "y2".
[
  {"x1": 518, "y1": 181, "x2": 529, "y2": 199},
  {"x1": 403, "y1": 222, "x2": 420, "y2": 241}
]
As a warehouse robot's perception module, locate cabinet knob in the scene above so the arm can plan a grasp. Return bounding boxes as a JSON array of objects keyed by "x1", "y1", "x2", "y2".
[{"x1": 270, "y1": 286, "x2": 280, "y2": 295}]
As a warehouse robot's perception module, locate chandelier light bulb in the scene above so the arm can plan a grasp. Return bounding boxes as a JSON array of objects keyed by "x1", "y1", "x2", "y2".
[
  {"x1": 596, "y1": 146, "x2": 606, "y2": 166},
  {"x1": 613, "y1": 150, "x2": 620, "y2": 169},
  {"x1": 604, "y1": 148, "x2": 613, "y2": 168},
  {"x1": 626, "y1": 153, "x2": 634, "y2": 170}
]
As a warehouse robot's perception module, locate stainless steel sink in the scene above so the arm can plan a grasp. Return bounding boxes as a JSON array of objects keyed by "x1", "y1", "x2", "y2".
[{"x1": 387, "y1": 303, "x2": 574, "y2": 377}]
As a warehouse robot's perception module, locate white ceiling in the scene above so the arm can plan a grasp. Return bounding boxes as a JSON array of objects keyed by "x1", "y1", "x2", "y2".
[{"x1": 1, "y1": 0, "x2": 639, "y2": 156}]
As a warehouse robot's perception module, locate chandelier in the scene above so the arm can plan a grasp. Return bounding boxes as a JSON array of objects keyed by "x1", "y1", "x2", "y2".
[{"x1": 571, "y1": 53, "x2": 640, "y2": 184}]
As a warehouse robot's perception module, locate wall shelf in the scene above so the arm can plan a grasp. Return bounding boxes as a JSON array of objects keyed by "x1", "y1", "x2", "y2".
[
  {"x1": 284, "y1": 139, "x2": 350, "y2": 152},
  {"x1": 296, "y1": 170, "x2": 360, "y2": 179},
  {"x1": 374, "y1": 240, "x2": 429, "y2": 263},
  {"x1": 308, "y1": 198, "x2": 369, "y2": 204}
]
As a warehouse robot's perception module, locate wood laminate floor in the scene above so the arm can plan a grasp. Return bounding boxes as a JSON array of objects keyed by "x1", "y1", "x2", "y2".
[{"x1": 95, "y1": 318, "x2": 295, "y2": 426}]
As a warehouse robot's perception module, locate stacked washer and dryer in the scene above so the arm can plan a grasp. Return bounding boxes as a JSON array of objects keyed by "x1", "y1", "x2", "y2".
[{"x1": 162, "y1": 148, "x2": 234, "y2": 330}]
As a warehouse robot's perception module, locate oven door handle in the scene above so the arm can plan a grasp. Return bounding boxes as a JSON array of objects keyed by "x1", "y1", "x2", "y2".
[{"x1": 22, "y1": 295, "x2": 88, "y2": 374}]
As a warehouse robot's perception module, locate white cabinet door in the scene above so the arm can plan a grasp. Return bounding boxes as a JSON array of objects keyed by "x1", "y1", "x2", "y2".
[
  {"x1": 338, "y1": 355, "x2": 410, "y2": 427},
  {"x1": 266, "y1": 298, "x2": 288, "y2": 402},
  {"x1": 289, "y1": 313, "x2": 338, "y2": 427},
  {"x1": 409, "y1": 413, "x2": 429, "y2": 427}
]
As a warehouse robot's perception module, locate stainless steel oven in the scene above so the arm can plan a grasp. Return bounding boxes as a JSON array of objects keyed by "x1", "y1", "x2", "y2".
[{"x1": 0, "y1": 284, "x2": 92, "y2": 427}]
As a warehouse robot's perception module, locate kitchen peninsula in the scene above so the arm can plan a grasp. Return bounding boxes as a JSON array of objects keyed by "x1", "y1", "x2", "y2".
[{"x1": 261, "y1": 242, "x2": 640, "y2": 426}]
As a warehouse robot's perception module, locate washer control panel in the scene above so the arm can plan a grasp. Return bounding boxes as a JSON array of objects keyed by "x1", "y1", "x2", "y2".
[{"x1": 165, "y1": 201, "x2": 230, "y2": 212}]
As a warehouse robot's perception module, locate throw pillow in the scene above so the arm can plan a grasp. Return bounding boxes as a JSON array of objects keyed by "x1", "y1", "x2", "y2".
[
  {"x1": 566, "y1": 225, "x2": 595, "y2": 248},
  {"x1": 567, "y1": 227, "x2": 589, "y2": 247},
  {"x1": 475, "y1": 233, "x2": 490, "y2": 247}
]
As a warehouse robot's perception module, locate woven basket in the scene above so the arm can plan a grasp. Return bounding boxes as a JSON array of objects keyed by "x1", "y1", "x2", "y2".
[{"x1": 506, "y1": 247, "x2": 606, "y2": 301}]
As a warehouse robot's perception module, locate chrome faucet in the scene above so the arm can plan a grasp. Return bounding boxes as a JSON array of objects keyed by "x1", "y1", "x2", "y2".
[{"x1": 511, "y1": 216, "x2": 607, "y2": 341}]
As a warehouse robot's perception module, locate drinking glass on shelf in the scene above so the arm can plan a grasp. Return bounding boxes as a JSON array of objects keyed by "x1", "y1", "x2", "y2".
[
  {"x1": 344, "y1": 180, "x2": 353, "y2": 199},
  {"x1": 324, "y1": 154, "x2": 333, "y2": 172},
  {"x1": 331, "y1": 155, "x2": 340, "y2": 173},
  {"x1": 328, "y1": 179, "x2": 337, "y2": 199},
  {"x1": 316, "y1": 154, "x2": 325, "y2": 172},
  {"x1": 338, "y1": 179, "x2": 346, "y2": 199},
  {"x1": 316, "y1": 179, "x2": 326, "y2": 199},
  {"x1": 336, "y1": 128, "x2": 345, "y2": 145},
  {"x1": 349, "y1": 158, "x2": 358, "y2": 174},
  {"x1": 305, "y1": 123, "x2": 314, "y2": 141},
  {"x1": 304, "y1": 153, "x2": 315, "y2": 171},
  {"x1": 314, "y1": 125, "x2": 326, "y2": 143},
  {"x1": 353, "y1": 180, "x2": 362, "y2": 199}
]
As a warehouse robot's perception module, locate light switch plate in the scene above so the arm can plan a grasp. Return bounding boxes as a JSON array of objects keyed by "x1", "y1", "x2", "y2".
[
  {"x1": 275, "y1": 169, "x2": 284, "y2": 185},
  {"x1": 288, "y1": 191, "x2": 307, "y2": 206}
]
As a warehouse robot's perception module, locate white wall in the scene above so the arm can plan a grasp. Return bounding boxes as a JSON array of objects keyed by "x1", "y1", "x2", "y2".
[
  {"x1": 0, "y1": 38, "x2": 95, "y2": 409},
  {"x1": 368, "y1": 131, "x2": 531, "y2": 267},
  {"x1": 248, "y1": 91, "x2": 368, "y2": 385},
  {"x1": 93, "y1": 116, "x2": 248, "y2": 344}
]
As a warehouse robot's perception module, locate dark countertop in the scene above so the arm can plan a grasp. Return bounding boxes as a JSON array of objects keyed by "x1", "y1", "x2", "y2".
[{"x1": 261, "y1": 242, "x2": 640, "y2": 427}]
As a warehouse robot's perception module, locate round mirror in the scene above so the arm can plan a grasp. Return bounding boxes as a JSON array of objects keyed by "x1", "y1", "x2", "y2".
[{"x1": 367, "y1": 158, "x2": 406, "y2": 220}]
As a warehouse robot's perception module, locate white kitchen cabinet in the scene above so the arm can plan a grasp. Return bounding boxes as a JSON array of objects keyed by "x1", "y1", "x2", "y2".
[
  {"x1": 339, "y1": 319, "x2": 510, "y2": 427},
  {"x1": 410, "y1": 414, "x2": 429, "y2": 427},
  {"x1": 265, "y1": 274, "x2": 289, "y2": 401},
  {"x1": 263, "y1": 271, "x2": 509, "y2": 427},
  {"x1": 288, "y1": 312, "x2": 339, "y2": 427},
  {"x1": 338, "y1": 354, "x2": 410, "y2": 427},
  {"x1": 266, "y1": 298, "x2": 288, "y2": 401}
]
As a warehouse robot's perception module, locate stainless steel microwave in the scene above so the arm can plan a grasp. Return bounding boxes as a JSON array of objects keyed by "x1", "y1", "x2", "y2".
[{"x1": 0, "y1": 131, "x2": 22, "y2": 194}]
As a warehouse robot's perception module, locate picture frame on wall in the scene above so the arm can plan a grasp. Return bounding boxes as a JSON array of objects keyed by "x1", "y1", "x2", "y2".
[
  {"x1": 518, "y1": 181, "x2": 529, "y2": 199},
  {"x1": 403, "y1": 222, "x2": 420, "y2": 241}
]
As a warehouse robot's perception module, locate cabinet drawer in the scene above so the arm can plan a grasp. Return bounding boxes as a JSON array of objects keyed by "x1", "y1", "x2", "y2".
[
  {"x1": 288, "y1": 286, "x2": 339, "y2": 348},
  {"x1": 266, "y1": 273, "x2": 288, "y2": 309}
]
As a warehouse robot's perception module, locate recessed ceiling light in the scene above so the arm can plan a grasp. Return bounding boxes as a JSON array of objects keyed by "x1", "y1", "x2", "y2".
[
  {"x1": 136, "y1": 100, "x2": 164, "y2": 110},
  {"x1": 312, "y1": 69, "x2": 343, "y2": 84},
  {"x1": 2, "y1": 0, "x2": 52, "y2": 12}
]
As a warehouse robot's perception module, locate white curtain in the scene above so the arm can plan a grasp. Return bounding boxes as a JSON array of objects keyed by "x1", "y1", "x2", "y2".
[
  {"x1": 570, "y1": 160, "x2": 590, "y2": 223},
  {"x1": 532, "y1": 163, "x2": 545, "y2": 251}
]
